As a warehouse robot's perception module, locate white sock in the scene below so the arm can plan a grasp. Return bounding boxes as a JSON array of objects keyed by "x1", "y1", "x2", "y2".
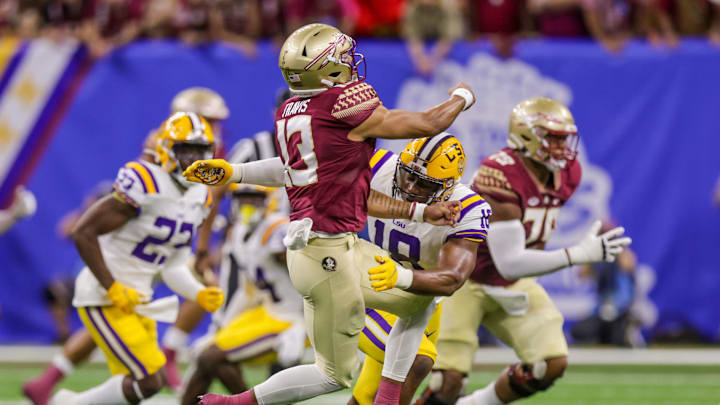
[
  {"x1": 162, "y1": 326, "x2": 189, "y2": 351},
  {"x1": 52, "y1": 353, "x2": 75, "y2": 375},
  {"x1": 253, "y1": 364, "x2": 344, "y2": 405},
  {"x1": 457, "y1": 382, "x2": 504, "y2": 405},
  {"x1": 74, "y1": 374, "x2": 127, "y2": 405},
  {"x1": 381, "y1": 300, "x2": 436, "y2": 382}
]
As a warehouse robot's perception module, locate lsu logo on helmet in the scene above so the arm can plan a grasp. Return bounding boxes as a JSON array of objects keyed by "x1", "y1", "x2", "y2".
[{"x1": 394, "y1": 134, "x2": 465, "y2": 203}]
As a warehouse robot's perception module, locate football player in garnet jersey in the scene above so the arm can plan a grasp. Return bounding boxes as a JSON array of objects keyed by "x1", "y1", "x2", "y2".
[
  {"x1": 415, "y1": 98, "x2": 631, "y2": 405},
  {"x1": 184, "y1": 23, "x2": 476, "y2": 405}
]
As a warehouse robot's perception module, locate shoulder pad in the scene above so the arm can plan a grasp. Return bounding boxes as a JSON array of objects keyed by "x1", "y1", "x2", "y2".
[
  {"x1": 370, "y1": 149, "x2": 394, "y2": 177},
  {"x1": 331, "y1": 82, "x2": 381, "y2": 125}
]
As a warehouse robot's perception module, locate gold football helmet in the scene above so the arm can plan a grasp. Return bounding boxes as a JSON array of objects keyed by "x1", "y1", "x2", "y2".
[
  {"x1": 156, "y1": 112, "x2": 215, "y2": 175},
  {"x1": 393, "y1": 134, "x2": 465, "y2": 204},
  {"x1": 508, "y1": 98, "x2": 578, "y2": 171},
  {"x1": 171, "y1": 87, "x2": 229, "y2": 121},
  {"x1": 278, "y1": 23, "x2": 365, "y2": 95}
]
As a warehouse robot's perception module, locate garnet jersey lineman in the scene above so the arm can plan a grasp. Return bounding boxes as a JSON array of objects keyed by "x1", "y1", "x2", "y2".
[
  {"x1": 470, "y1": 147, "x2": 581, "y2": 286},
  {"x1": 422, "y1": 98, "x2": 631, "y2": 405},
  {"x1": 275, "y1": 81, "x2": 380, "y2": 233}
]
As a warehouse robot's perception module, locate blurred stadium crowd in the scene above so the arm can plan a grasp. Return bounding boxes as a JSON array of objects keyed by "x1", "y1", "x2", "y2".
[{"x1": 0, "y1": 0, "x2": 718, "y2": 66}]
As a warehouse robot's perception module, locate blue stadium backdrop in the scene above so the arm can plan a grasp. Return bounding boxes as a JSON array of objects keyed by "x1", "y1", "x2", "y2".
[{"x1": 1, "y1": 37, "x2": 719, "y2": 343}]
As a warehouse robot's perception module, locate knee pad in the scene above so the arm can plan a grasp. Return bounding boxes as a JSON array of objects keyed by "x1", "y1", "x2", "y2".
[{"x1": 507, "y1": 362, "x2": 555, "y2": 398}]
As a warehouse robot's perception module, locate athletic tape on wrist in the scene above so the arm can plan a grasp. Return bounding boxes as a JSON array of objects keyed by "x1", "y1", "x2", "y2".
[
  {"x1": 451, "y1": 88, "x2": 474, "y2": 111},
  {"x1": 411, "y1": 203, "x2": 426, "y2": 223}
]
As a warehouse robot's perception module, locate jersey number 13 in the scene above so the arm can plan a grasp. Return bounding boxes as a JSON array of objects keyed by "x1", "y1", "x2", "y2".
[{"x1": 276, "y1": 115, "x2": 318, "y2": 187}]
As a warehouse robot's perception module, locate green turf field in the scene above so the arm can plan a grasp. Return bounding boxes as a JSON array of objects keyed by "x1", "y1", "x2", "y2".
[{"x1": 3, "y1": 363, "x2": 718, "y2": 404}]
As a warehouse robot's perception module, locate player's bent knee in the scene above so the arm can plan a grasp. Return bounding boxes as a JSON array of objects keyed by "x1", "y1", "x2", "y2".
[
  {"x1": 197, "y1": 345, "x2": 226, "y2": 375},
  {"x1": 435, "y1": 369, "x2": 465, "y2": 394},
  {"x1": 316, "y1": 363, "x2": 351, "y2": 390},
  {"x1": 545, "y1": 356, "x2": 567, "y2": 379},
  {"x1": 507, "y1": 359, "x2": 564, "y2": 398},
  {"x1": 137, "y1": 373, "x2": 164, "y2": 398},
  {"x1": 407, "y1": 355, "x2": 434, "y2": 386}
]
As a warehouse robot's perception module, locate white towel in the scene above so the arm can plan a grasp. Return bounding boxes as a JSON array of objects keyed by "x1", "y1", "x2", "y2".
[
  {"x1": 283, "y1": 218, "x2": 313, "y2": 250},
  {"x1": 134, "y1": 295, "x2": 180, "y2": 323}
]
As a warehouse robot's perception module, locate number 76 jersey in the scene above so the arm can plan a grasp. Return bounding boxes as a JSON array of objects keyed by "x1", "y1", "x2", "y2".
[
  {"x1": 73, "y1": 160, "x2": 212, "y2": 307},
  {"x1": 470, "y1": 148, "x2": 582, "y2": 287},
  {"x1": 367, "y1": 150, "x2": 491, "y2": 271}
]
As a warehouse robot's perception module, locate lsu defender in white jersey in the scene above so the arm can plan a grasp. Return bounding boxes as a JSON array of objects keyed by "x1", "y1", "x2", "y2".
[
  {"x1": 181, "y1": 204, "x2": 308, "y2": 405},
  {"x1": 52, "y1": 113, "x2": 224, "y2": 405},
  {"x1": 73, "y1": 159, "x2": 213, "y2": 306},
  {"x1": 368, "y1": 149, "x2": 490, "y2": 272},
  {"x1": 350, "y1": 135, "x2": 492, "y2": 405}
]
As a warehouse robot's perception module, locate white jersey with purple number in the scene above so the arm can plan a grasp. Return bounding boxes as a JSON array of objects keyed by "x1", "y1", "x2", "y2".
[
  {"x1": 73, "y1": 161, "x2": 212, "y2": 307},
  {"x1": 367, "y1": 150, "x2": 491, "y2": 270}
]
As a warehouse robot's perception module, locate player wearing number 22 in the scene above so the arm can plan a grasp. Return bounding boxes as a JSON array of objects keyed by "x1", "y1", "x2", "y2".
[
  {"x1": 184, "y1": 22, "x2": 476, "y2": 405},
  {"x1": 418, "y1": 98, "x2": 632, "y2": 405},
  {"x1": 50, "y1": 112, "x2": 225, "y2": 405}
]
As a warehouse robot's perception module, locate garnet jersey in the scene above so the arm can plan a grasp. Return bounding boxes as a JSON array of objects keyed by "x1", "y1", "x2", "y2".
[
  {"x1": 367, "y1": 149, "x2": 491, "y2": 270},
  {"x1": 470, "y1": 148, "x2": 582, "y2": 286},
  {"x1": 73, "y1": 161, "x2": 212, "y2": 306},
  {"x1": 274, "y1": 81, "x2": 381, "y2": 234}
]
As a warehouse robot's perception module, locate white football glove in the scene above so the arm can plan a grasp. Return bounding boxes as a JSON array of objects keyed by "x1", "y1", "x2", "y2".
[
  {"x1": 12, "y1": 186, "x2": 36, "y2": 218},
  {"x1": 565, "y1": 220, "x2": 632, "y2": 265},
  {"x1": 275, "y1": 323, "x2": 306, "y2": 367}
]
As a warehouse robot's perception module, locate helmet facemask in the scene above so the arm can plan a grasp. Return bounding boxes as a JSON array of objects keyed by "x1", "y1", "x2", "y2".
[
  {"x1": 392, "y1": 161, "x2": 455, "y2": 205},
  {"x1": 524, "y1": 127, "x2": 579, "y2": 172},
  {"x1": 330, "y1": 36, "x2": 365, "y2": 83},
  {"x1": 508, "y1": 98, "x2": 579, "y2": 172},
  {"x1": 160, "y1": 141, "x2": 214, "y2": 187},
  {"x1": 156, "y1": 112, "x2": 215, "y2": 186}
]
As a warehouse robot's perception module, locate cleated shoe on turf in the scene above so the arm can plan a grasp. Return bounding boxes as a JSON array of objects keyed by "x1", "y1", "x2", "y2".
[{"x1": 22, "y1": 366, "x2": 65, "y2": 405}]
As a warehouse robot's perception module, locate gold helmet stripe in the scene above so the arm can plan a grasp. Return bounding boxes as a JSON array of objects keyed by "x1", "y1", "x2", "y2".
[
  {"x1": 413, "y1": 138, "x2": 432, "y2": 161},
  {"x1": 187, "y1": 112, "x2": 204, "y2": 137},
  {"x1": 420, "y1": 134, "x2": 455, "y2": 163},
  {"x1": 304, "y1": 33, "x2": 346, "y2": 71}
]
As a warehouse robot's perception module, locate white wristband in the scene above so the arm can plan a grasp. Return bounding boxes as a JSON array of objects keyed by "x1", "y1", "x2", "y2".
[
  {"x1": 228, "y1": 163, "x2": 244, "y2": 183},
  {"x1": 395, "y1": 265, "x2": 414, "y2": 290},
  {"x1": 410, "y1": 202, "x2": 427, "y2": 223},
  {"x1": 451, "y1": 88, "x2": 474, "y2": 111}
]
